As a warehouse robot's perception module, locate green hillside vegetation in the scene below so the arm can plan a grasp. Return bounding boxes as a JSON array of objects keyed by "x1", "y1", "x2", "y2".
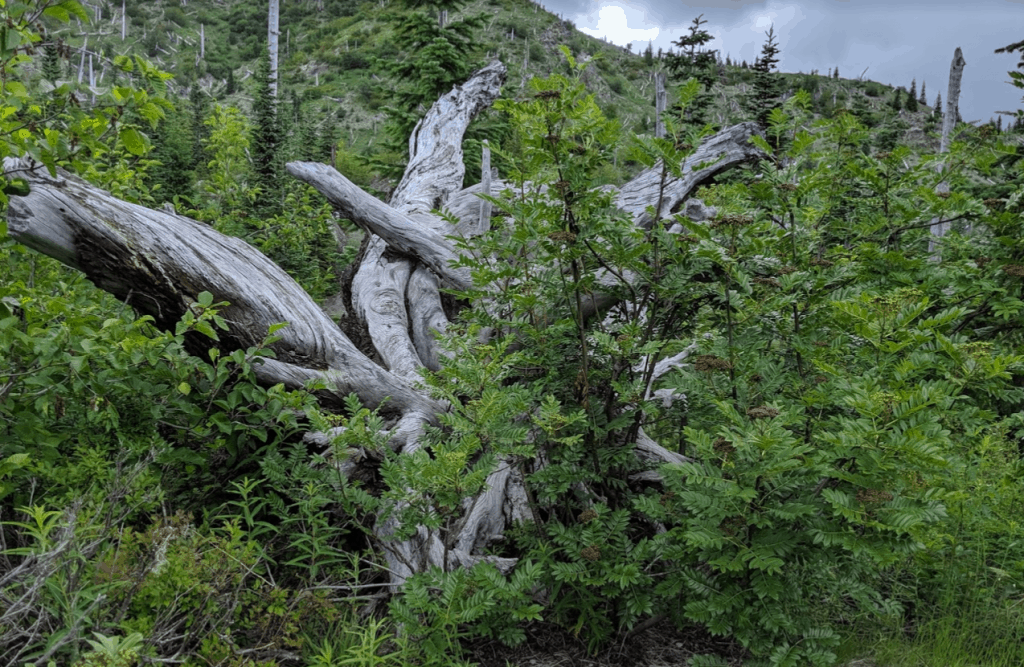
[{"x1": 3, "y1": 1, "x2": 1024, "y2": 666}]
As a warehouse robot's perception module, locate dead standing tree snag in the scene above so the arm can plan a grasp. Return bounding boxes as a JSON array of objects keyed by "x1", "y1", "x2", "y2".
[{"x1": 4, "y1": 60, "x2": 766, "y2": 586}]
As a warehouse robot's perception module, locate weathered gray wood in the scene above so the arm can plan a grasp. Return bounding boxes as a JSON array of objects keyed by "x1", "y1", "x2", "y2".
[
  {"x1": 615, "y1": 121, "x2": 765, "y2": 228},
  {"x1": 479, "y1": 141, "x2": 492, "y2": 233},
  {"x1": 286, "y1": 162, "x2": 473, "y2": 292},
  {"x1": 929, "y1": 47, "x2": 966, "y2": 258},
  {"x1": 3, "y1": 61, "x2": 763, "y2": 590},
  {"x1": 655, "y1": 70, "x2": 667, "y2": 139},
  {"x1": 298, "y1": 61, "x2": 506, "y2": 382},
  {"x1": 2, "y1": 158, "x2": 439, "y2": 418}
]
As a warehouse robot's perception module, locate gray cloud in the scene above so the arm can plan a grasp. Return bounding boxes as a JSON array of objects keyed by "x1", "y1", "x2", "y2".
[{"x1": 539, "y1": 0, "x2": 1022, "y2": 121}]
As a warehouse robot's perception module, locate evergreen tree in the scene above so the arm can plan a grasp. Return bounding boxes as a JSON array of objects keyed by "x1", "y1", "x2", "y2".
[
  {"x1": 643, "y1": 41, "x2": 653, "y2": 67},
  {"x1": 725, "y1": 53, "x2": 732, "y2": 67},
  {"x1": 42, "y1": 41, "x2": 62, "y2": 82},
  {"x1": 919, "y1": 80, "x2": 927, "y2": 106},
  {"x1": 833, "y1": 66, "x2": 839, "y2": 79},
  {"x1": 905, "y1": 84, "x2": 918, "y2": 112},
  {"x1": 934, "y1": 92, "x2": 942, "y2": 117},
  {"x1": 148, "y1": 102, "x2": 196, "y2": 204},
  {"x1": 664, "y1": 14, "x2": 718, "y2": 127},
  {"x1": 890, "y1": 88, "x2": 902, "y2": 111},
  {"x1": 908, "y1": 78, "x2": 916, "y2": 102},
  {"x1": 380, "y1": 0, "x2": 483, "y2": 146},
  {"x1": 250, "y1": 52, "x2": 281, "y2": 212},
  {"x1": 743, "y1": 25, "x2": 782, "y2": 126},
  {"x1": 189, "y1": 85, "x2": 210, "y2": 175},
  {"x1": 225, "y1": 69, "x2": 237, "y2": 95},
  {"x1": 997, "y1": 115, "x2": 1003, "y2": 133}
]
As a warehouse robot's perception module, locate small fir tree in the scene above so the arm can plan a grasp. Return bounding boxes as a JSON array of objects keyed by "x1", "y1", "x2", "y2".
[
  {"x1": 934, "y1": 91, "x2": 942, "y2": 117},
  {"x1": 664, "y1": 14, "x2": 718, "y2": 126},
  {"x1": 890, "y1": 88, "x2": 902, "y2": 111},
  {"x1": 42, "y1": 42, "x2": 62, "y2": 82},
  {"x1": 905, "y1": 84, "x2": 918, "y2": 112},
  {"x1": 919, "y1": 79, "x2": 927, "y2": 105},
  {"x1": 250, "y1": 52, "x2": 281, "y2": 213},
  {"x1": 743, "y1": 25, "x2": 782, "y2": 126}
]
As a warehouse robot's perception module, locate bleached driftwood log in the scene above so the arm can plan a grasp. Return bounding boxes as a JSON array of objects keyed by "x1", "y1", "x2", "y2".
[{"x1": 4, "y1": 59, "x2": 765, "y2": 587}]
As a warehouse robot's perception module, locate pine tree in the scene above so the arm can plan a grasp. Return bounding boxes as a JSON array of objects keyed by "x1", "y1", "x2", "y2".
[
  {"x1": 934, "y1": 92, "x2": 942, "y2": 117},
  {"x1": 189, "y1": 84, "x2": 210, "y2": 175},
  {"x1": 890, "y1": 88, "x2": 902, "y2": 111},
  {"x1": 833, "y1": 66, "x2": 839, "y2": 79},
  {"x1": 250, "y1": 52, "x2": 281, "y2": 213},
  {"x1": 664, "y1": 14, "x2": 718, "y2": 126},
  {"x1": 905, "y1": 84, "x2": 918, "y2": 112},
  {"x1": 919, "y1": 80, "x2": 927, "y2": 106},
  {"x1": 743, "y1": 25, "x2": 782, "y2": 126},
  {"x1": 725, "y1": 54, "x2": 732, "y2": 67},
  {"x1": 643, "y1": 41, "x2": 653, "y2": 67},
  {"x1": 997, "y1": 115, "x2": 1003, "y2": 133},
  {"x1": 225, "y1": 69, "x2": 237, "y2": 95},
  {"x1": 380, "y1": 0, "x2": 483, "y2": 157},
  {"x1": 42, "y1": 42, "x2": 62, "y2": 82}
]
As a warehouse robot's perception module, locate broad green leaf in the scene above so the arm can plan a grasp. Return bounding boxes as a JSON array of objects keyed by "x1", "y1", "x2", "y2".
[{"x1": 119, "y1": 126, "x2": 147, "y2": 156}]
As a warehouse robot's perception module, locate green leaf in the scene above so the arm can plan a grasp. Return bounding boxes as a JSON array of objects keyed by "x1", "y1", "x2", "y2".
[
  {"x1": 3, "y1": 27, "x2": 21, "y2": 53},
  {"x1": 177, "y1": 382, "x2": 191, "y2": 396},
  {"x1": 119, "y1": 127, "x2": 147, "y2": 156}
]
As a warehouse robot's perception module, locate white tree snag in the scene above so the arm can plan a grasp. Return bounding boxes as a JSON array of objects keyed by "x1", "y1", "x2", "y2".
[
  {"x1": 268, "y1": 0, "x2": 280, "y2": 98},
  {"x1": 408, "y1": 266, "x2": 449, "y2": 371},
  {"x1": 655, "y1": 70, "x2": 667, "y2": 139},
  {"x1": 2, "y1": 158, "x2": 439, "y2": 418},
  {"x1": 615, "y1": 121, "x2": 765, "y2": 228},
  {"x1": 393, "y1": 60, "x2": 505, "y2": 216},
  {"x1": 286, "y1": 161, "x2": 473, "y2": 292},
  {"x1": 298, "y1": 60, "x2": 506, "y2": 382},
  {"x1": 479, "y1": 141, "x2": 492, "y2": 233},
  {"x1": 3, "y1": 62, "x2": 764, "y2": 588},
  {"x1": 929, "y1": 46, "x2": 966, "y2": 258}
]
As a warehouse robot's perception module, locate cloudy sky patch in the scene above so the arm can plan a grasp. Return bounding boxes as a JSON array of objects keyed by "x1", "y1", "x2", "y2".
[
  {"x1": 578, "y1": 4, "x2": 660, "y2": 44},
  {"x1": 537, "y1": 0, "x2": 1023, "y2": 122}
]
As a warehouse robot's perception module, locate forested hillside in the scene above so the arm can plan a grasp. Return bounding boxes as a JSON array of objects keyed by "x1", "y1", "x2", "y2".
[{"x1": 2, "y1": 2, "x2": 1024, "y2": 667}]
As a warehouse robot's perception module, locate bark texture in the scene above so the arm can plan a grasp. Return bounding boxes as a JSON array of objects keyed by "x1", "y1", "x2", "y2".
[
  {"x1": 4, "y1": 59, "x2": 766, "y2": 586},
  {"x1": 928, "y1": 46, "x2": 966, "y2": 257}
]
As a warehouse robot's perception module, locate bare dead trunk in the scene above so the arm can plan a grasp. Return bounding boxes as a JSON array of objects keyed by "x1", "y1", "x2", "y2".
[
  {"x1": 655, "y1": 70, "x2": 666, "y2": 139},
  {"x1": 268, "y1": 0, "x2": 280, "y2": 98},
  {"x1": 4, "y1": 60, "x2": 765, "y2": 587},
  {"x1": 928, "y1": 46, "x2": 966, "y2": 259}
]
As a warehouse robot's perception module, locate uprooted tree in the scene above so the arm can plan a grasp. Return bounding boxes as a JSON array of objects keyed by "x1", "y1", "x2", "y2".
[{"x1": 5, "y1": 58, "x2": 767, "y2": 589}]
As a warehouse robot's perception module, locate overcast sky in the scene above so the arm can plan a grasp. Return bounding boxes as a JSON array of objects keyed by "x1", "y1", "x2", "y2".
[{"x1": 539, "y1": 0, "x2": 1022, "y2": 123}]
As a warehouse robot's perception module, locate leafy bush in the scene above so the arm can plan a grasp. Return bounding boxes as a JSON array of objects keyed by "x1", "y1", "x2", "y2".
[{"x1": 377, "y1": 55, "x2": 1024, "y2": 665}]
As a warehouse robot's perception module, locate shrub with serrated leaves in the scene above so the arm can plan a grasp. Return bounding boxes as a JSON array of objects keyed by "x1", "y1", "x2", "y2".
[{"x1": 377, "y1": 54, "x2": 1024, "y2": 665}]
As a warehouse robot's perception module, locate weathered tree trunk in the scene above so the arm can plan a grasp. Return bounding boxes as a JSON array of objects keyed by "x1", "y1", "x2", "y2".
[
  {"x1": 4, "y1": 60, "x2": 765, "y2": 587},
  {"x1": 928, "y1": 46, "x2": 966, "y2": 259},
  {"x1": 268, "y1": 0, "x2": 279, "y2": 98},
  {"x1": 655, "y1": 70, "x2": 667, "y2": 139}
]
